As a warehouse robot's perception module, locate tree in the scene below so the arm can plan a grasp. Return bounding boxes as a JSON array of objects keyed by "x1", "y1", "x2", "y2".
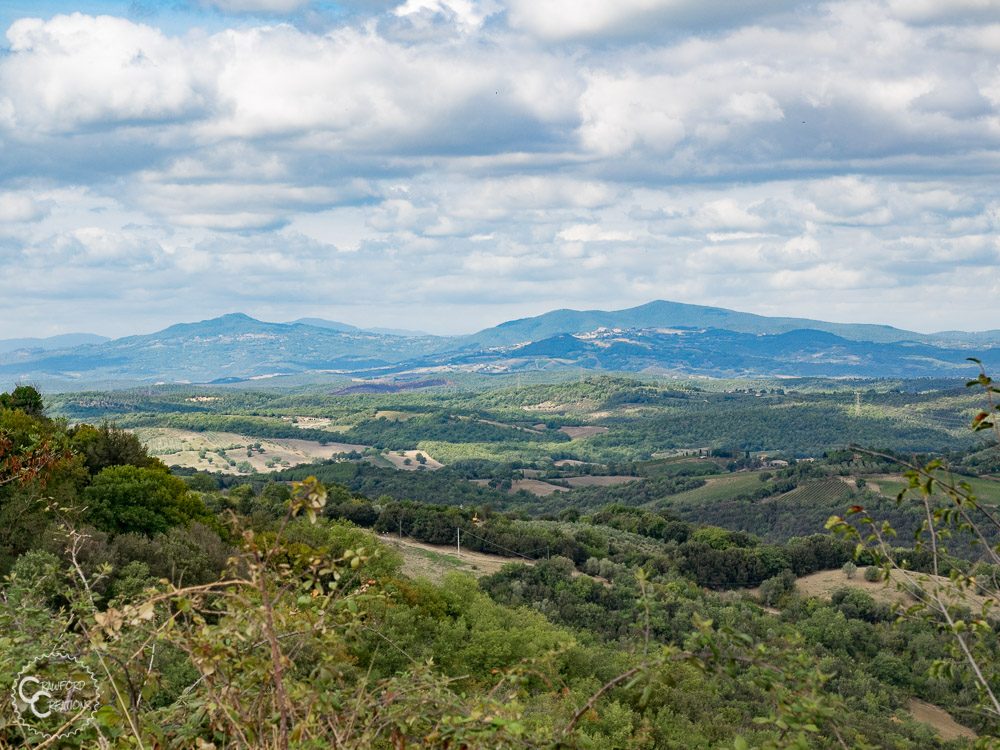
[
  {"x1": 84, "y1": 465, "x2": 210, "y2": 536},
  {"x1": 0, "y1": 385, "x2": 44, "y2": 417},
  {"x1": 70, "y1": 422, "x2": 163, "y2": 475}
]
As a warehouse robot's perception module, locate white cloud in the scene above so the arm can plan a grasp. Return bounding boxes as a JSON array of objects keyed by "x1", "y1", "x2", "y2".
[
  {"x1": 0, "y1": 193, "x2": 49, "y2": 222},
  {"x1": 505, "y1": 0, "x2": 796, "y2": 41},
  {"x1": 887, "y1": 0, "x2": 1000, "y2": 25},
  {"x1": 557, "y1": 224, "x2": 634, "y2": 242},
  {"x1": 2, "y1": 14, "x2": 204, "y2": 133},
  {"x1": 0, "y1": 2, "x2": 999, "y2": 336}
]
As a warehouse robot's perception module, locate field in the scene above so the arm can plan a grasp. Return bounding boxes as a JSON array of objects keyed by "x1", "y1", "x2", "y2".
[
  {"x1": 380, "y1": 450, "x2": 444, "y2": 471},
  {"x1": 562, "y1": 475, "x2": 642, "y2": 487},
  {"x1": 870, "y1": 473, "x2": 1000, "y2": 505},
  {"x1": 379, "y1": 533, "x2": 527, "y2": 582},
  {"x1": 509, "y1": 479, "x2": 569, "y2": 496},
  {"x1": 772, "y1": 478, "x2": 853, "y2": 505},
  {"x1": 132, "y1": 427, "x2": 367, "y2": 475},
  {"x1": 665, "y1": 471, "x2": 768, "y2": 506},
  {"x1": 789, "y1": 567, "x2": 995, "y2": 614},
  {"x1": 279, "y1": 416, "x2": 351, "y2": 432}
]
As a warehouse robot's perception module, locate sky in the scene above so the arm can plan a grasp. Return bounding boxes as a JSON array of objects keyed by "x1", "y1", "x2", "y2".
[{"x1": 1, "y1": 0, "x2": 1000, "y2": 338}]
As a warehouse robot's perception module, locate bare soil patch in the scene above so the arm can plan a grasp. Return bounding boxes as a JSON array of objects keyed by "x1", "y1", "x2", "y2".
[
  {"x1": 134, "y1": 428, "x2": 367, "y2": 475},
  {"x1": 381, "y1": 450, "x2": 444, "y2": 471},
  {"x1": 907, "y1": 699, "x2": 977, "y2": 741},
  {"x1": 279, "y1": 416, "x2": 351, "y2": 432},
  {"x1": 510, "y1": 479, "x2": 570, "y2": 496},
  {"x1": 788, "y1": 567, "x2": 993, "y2": 613}
]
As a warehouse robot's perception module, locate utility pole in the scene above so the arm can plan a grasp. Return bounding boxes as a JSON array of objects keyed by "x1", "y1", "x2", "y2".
[{"x1": 457, "y1": 527, "x2": 461, "y2": 557}]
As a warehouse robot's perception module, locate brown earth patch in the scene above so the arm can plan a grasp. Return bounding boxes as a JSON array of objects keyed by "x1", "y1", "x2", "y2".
[
  {"x1": 907, "y1": 698, "x2": 977, "y2": 741},
  {"x1": 510, "y1": 479, "x2": 570, "y2": 496},
  {"x1": 381, "y1": 450, "x2": 444, "y2": 471}
]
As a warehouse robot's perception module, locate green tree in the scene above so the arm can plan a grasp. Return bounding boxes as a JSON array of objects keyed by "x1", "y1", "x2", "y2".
[
  {"x1": 70, "y1": 422, "x2": 163, "y2": 475},
  {"x1": 0, "y1": 385, "x2": 44, "y2": 417},
  {"x1": 84, "y1": 465, "x2": 209, "y2": 536}
]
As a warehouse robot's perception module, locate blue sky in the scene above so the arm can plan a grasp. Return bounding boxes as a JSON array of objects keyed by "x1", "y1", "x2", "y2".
[{"x1": 2, "y1": 0, "x2": 999, "y2": 337}]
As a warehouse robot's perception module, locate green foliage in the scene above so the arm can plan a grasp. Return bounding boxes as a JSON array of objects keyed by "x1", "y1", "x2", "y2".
[
  {"x1": 69, "y1": 421, "x2": 164, "y2": 475},
  {"x1": 0, "y1": 385, "x2": 45, "y2": 417},
  {"x1": 84, "y1": 465, "x2": 211, "y2": 536}
]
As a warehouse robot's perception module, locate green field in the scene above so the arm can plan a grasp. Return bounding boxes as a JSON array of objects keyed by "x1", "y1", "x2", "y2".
[
  {"x1": 663, "y1": 471, "x2": 768, "y2": 506},
  {"x1": 872, "y1": 473, "x2": 1000, "y2": 505}
]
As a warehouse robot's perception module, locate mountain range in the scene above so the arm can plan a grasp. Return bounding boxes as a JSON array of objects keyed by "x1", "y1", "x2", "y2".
[{"x1": 2, "y1": 301, "x2": 999, "y2": 389}]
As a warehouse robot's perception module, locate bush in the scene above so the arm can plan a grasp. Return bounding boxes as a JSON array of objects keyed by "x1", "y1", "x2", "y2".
[
  {"x1": 842, "y1": 561, "x2": 857, "y2": 579},
  {"x1": 759, "y1": 569, "x2": 797, "y2": 606},
  {"x1": 863, "y1": 566, "x2": 881, "y2": 582}
]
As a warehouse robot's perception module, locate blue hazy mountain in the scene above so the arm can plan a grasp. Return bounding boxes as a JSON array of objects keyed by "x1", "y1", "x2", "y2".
[
  {"x1": 290, "y1": 318, "x2": 429, "y2": 338},
  {"x1": 443, "y1": 327, "x2": 999, "y2": 378},
  {"x1": 1, "y1": 304, "x2": 998, "y2": 388},
  {"x1": 0, "y1": 332, "x2": 109, "y2": 355},
  {"x1": 0, "y1": 314, "x2": 444, "y2": 386},
  {"x1": 461, "y1": 300, "x2": 998, "y2": 349}
]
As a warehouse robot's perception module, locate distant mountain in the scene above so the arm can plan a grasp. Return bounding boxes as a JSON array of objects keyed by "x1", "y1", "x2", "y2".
[
  {"x1": 2, "y1": 303, "x2": 998, "y2": 389},
  {"x1": 0, "y1": 332, "x2": 108, "y2": 355},
  {"x1": 290, "y1": 318, "x2": 428, "y2": 337},
  {"x1": 444, "y1": 327, "x2": 1000, "y2": 378},
  {"x1": 288, "y1": 318, "x2": 361, "y2": 333},
  {"x1": 462, "y1": 300, "x2": 993, "y2": 349},
  {"x1": 0, "y1": 314, "x2": 443, "y2": 386}
]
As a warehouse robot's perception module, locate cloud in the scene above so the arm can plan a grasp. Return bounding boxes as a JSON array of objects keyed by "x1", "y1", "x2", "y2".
[
  {"x1": 887, "y1": 0, "x2": 1000, "y2": 25},
  {"x1": 0, "y1": 2, "x2": 998, "y2": 337},
  {"x1": 2, "y1": 14, "x2": 204, "y2": 133},
  {"x1": 0, "y1": 192, "x2": 50, "y2": 222},
  {"x1": 505, "y1": 0, "x2": 798, "y2": 41}
]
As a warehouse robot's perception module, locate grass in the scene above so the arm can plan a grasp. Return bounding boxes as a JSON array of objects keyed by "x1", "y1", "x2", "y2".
[
  {"x1": 871, "y1": 473, "x2": 1000, "y2": 506},
  {"x1": 664, "y1": 471, "x2": 767, "y2": 506},
  {"x1": 777, "y1": 478, "x2": 854, "y2": 505}
]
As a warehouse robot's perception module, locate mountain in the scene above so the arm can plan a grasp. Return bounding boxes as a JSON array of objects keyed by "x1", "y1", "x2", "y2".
[
  {"x1": 290, "y1": 318, "x2": 428, "y2": 337},
  {"x1": 2, "y1": 304, "x2": 999, "y2": 388},
  {"x1": 443, "y1": 327, "x2": 1000, "y2": 378},
  {"x1": 0, "y1": 332, "x2": 108, "y2": 355},
  {"x1": 0, "y1": 314, "x2": 443, "y2": 386},
  {"x1": 461, "y1": 300, "x2": 992, "y2": 349}
]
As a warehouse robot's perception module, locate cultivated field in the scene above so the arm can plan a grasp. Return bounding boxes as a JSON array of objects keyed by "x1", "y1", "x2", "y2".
[
  {"x1": 562, "y1": 475, "x2": 642, "y2": 487},
  {"x1": 870, "y1": 473, "x2": 1000, "y2": 505},
  {"x1": 380, "y1": 450, "x2": 444, "y2": 471},
  {"x1": 510, "y1": 479, "x2": 569, "y2": 496},
  {"x1": 133, "y1": 427, "x2": 367, "y2": 475},
  {"x1": 667, "y1": 471, "x2": 767, "y2": 505}
]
